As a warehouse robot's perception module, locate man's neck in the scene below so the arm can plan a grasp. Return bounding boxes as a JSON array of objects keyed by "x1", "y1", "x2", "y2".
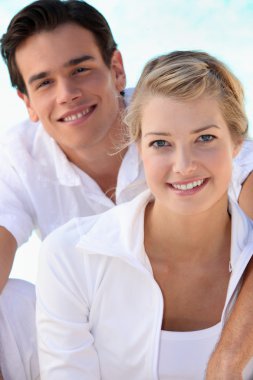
[
  {"x1": 62, "y1": 136, "x2": 128, "y2": 201},
  {"x1": 59, "y1": 97, "x2": 128, "y2": 200},
  {"x1": 76, "y1": 146, "x2": 128, "y2": 201}
]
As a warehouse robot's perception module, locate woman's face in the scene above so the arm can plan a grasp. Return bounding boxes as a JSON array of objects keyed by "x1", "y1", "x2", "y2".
[{"x1": 139, "y1": 94, "x2": 241, "y2": 216}]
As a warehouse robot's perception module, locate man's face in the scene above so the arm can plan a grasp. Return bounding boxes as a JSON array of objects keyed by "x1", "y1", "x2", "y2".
[{"x1": 15, "y1": 23, "x2": 126, "y2": 160}]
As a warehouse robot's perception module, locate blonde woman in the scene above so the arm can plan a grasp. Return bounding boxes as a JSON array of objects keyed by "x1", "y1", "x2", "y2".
[{"x1": 36, "y1": 51, "x2": 253, "y2": 379}]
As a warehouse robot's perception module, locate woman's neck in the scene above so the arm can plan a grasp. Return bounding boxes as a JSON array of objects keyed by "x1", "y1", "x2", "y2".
[
  {"x1": 144, "y1": 193, "x2": 232, "y2": 331},
  {"x1": 144, "y1": 193, "x2": 231, "y2": 265}
]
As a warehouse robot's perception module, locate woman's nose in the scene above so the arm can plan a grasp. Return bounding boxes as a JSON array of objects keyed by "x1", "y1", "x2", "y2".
[{"x1": 172, "y1": 147, "x2": 197, "y2": 175}]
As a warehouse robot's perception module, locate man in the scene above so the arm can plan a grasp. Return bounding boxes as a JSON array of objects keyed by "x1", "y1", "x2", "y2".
[
  {"x1": 0, "y1": 1, "x2": 253, "y2": 379},
  {"x1": 0, "y1": 1, "x2": 144, "y2": 378}
]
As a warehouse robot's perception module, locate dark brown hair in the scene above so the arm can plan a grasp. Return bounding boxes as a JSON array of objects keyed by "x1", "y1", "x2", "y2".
[{"x1": 1, "y1": 0, "x2": 117, "y2": 94}]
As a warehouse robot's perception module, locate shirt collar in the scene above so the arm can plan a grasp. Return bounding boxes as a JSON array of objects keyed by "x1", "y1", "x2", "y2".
[
  {"x1": 33, "y1": 124, "x2": 81, "y2": 186},
  {"x1": 50, "y1": 138, "x2": 82, "y2": 186},
  {"x1": 35, "y1": 124, "x2": 143, "y2": 190},
  {"x1": 229, "y1": 197, "x2": 253, "y2": 270},
  {"x1": 76, "y1": 190, "x2": 152, "y2": 268},
  {"x1": 77, "y1": 192, "x2": 253, "y2": 273}
]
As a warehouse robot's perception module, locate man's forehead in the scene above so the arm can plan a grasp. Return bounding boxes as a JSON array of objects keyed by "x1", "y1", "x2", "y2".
[
  {"x1": 15, "y1": 22, "x2": 100, "y2": 60},
  {"x1": 15, "y1": 23, "x2": 103, "y2": 81}
]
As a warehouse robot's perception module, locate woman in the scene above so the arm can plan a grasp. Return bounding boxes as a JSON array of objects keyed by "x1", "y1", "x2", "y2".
[{"x1": 36, "y1": 51, "x2": 253, "y2": 379}]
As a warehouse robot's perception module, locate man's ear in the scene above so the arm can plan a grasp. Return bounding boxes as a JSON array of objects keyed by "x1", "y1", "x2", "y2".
[
  {"x1": 110, "y1": 50, "x2": 126, "y2": 93},
  {"x1": 17, "y1": 90, "x2": 39, "y2": 122}
]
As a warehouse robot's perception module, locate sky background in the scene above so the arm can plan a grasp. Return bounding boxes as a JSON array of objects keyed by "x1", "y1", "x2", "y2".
[{"x1": 0, "y1": 0, "x2": 253, "y2": 283}]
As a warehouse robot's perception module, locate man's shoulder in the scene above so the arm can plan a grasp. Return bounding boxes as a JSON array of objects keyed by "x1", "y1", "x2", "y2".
[
  {"x1": 0, "y1": 119, "x2": 42, "y2": 149},
  {"x1": 44, "y1": 190, "x2": 150, "y2": 255},
  {"x1": 0, "y1": 119, "x2": 54, "y2": 166}
]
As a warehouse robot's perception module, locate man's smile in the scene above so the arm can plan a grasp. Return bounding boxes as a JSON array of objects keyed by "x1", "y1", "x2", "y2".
[{"x1": 58, "y1": 105, "x2": 96, "y2": 123}]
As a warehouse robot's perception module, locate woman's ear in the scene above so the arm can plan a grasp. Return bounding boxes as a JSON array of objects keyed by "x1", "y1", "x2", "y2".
[
  {"x1": 137, "y1": 138, "x2": 142, "y2": 158},
  {"x1": 232, "y1": 139, "x2": 243, "y2": 158},
  {"x1": 17, "y1": 90, "x2": 39, "y2": 122}
]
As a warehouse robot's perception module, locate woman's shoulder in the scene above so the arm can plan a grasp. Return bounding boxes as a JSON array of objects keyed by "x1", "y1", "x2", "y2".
[{"x1": 40, "y1": 189, "x2": 151, "y2": 265}]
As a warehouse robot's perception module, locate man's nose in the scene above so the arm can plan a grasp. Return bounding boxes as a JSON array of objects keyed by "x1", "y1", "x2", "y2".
[{"x1": 56, "y1": 79, "x2": 82, "y2": 104}]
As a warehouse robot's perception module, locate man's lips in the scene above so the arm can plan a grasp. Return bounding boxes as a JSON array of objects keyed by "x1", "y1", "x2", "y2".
[{"x1": 57, "y1": 105, "x2": 96, "y2": 122}]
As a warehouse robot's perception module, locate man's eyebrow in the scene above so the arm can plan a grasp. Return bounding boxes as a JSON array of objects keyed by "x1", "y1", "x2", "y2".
[
  {"x1": 28, "y1": 72, "x2": 49, "y2": 85},
  {"x1": 144, "y1": 125, "x2": 220, "y2": 137},
  {"x1": 63, "y1": 55, "x2": 94, "y2": 67},
  {"x1": 28, "y1": 55, "x2": 95, "y2": 85}
]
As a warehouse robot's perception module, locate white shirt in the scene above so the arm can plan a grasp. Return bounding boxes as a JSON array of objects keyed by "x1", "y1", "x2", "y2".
[
  {"x1": 0, "y1": 119, "x2": 146, "y2": 247},
  {"x1": 158, "y1": 323, "x2": 222, "y2": 379},
  {"x1": 36, "y1": 190, "x2": 253, "y2": 380},
  {"x1": 0, "y1": 103, "x2": 252, "y2": 247},
  {"x1": 230, "y1": 139, "x2": 253, "y2": 200}
]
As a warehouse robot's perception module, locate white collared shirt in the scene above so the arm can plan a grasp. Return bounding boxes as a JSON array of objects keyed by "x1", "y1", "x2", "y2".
[
  {"x1": 229, "y1": 139, "x2": 253, "y2": 200},
  {"x1": 0, "y1": 119, "x2": 146, "y2": 246},
  {"x1": 36, "y1": 190, "x2": 253, "y2": 379},
  {"x1": 0, "y1": 107, "x2": 252, "y2": 248}
]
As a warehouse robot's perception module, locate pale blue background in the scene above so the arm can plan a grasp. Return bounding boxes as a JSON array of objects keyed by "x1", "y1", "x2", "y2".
[{"x1": 0, "y1": 0, "x2": 252, "y2": 282}]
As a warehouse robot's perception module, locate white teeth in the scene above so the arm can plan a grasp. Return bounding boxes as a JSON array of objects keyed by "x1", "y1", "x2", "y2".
[
  {"x1": 63, "y1": 108, "x2": 90, "y2": 122},
  {"x1": 172, "y1": 179, "x2": 204, "y2": 190}
]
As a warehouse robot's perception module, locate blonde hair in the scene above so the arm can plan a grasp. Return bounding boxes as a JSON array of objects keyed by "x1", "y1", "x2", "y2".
[{"x1": 125, "y1": 51, "x2": 248, "y2": 143}]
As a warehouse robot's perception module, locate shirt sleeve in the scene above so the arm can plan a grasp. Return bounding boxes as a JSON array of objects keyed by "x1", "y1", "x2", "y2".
[
  {"x1": 36, "y1": 229, "x2": 101, "y2": 380},
  {"x1": 0, "y1": 151, "x2": 34, "y2": 246},
  {"x1": 229, "y1": 139, "x2": 253, "y2": 201}
]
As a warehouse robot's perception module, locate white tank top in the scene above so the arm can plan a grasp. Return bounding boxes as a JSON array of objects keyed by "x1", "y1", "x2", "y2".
[{"x1": 158, "y1": 322, "x2": 222, "y2": 379}]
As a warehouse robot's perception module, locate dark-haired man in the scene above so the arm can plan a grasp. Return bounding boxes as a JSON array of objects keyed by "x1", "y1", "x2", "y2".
[{"x1": 1, "y1": 1, "x2": 253, "y2": 379}]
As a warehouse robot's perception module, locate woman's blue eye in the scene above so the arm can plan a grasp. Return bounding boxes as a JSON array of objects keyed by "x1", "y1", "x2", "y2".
[
  {"x1": 198, "y1": 134, "x2": 215, "y2": 143},
  {"x1": 151, "y1": 140, "x2": 169, "y2": 149}
]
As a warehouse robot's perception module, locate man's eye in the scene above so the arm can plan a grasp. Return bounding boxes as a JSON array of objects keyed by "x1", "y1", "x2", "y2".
[
  {"x1": 198, "y1": 134, "x2": 215, "y2": 143},
  {"x1": 150, "y1": 140, "x2": 169, "y2": 149},
  {"x1": 37, "y1": 80, "x2": 52, "y2": 89},
  {"x1": 73, "y1": 67, "x2": 89, "y2": 75}
]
